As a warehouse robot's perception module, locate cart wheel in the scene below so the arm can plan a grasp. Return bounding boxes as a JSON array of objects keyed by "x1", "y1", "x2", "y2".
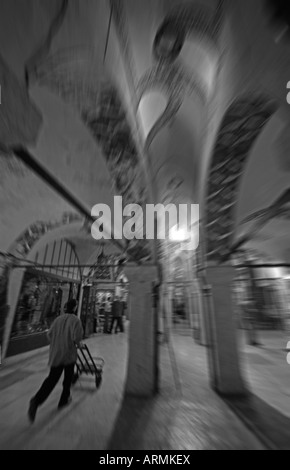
[
  {"x1": 72, "y1": 372, "x2": 79, "y2": 385},
  {"x1": 95, "y1": 371, "x2": 103, "y2": 389}
]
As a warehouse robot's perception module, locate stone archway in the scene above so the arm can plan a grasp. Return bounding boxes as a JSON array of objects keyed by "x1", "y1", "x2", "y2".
[
  {"x1": 205, "y1": 95, "x2": 277, "y2": 263},
  {"x1": 202, "y1": 94, "x2": 278, "y2": 396},
  {"x1": 1, "y1": 218, "x2": 84, "y2": 358}
]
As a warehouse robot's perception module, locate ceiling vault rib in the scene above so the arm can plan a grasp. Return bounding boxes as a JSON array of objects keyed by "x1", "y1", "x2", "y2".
[
  {"x1": 11, "y1": 146, "x2": 132, "y2": 260},
  {"x1": 12, "y1": 147, "x2": 93, "y2": 220},
  {"x1": 109, "y1": 0, "x2": 156, "y2": 196},
  {"x1": 110, "y1": 0, "x2": 160, "y2": 264}
]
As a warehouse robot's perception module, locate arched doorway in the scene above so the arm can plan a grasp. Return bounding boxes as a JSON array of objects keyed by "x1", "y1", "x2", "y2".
[
  {"x1": 1, "y1": 218, "x2": 84, "y2": 358},
  {"x1": 203, "y1": 94, "x2": 278, "y2": 396},
  {"x1": 6, "y1": 238, "x2": 81, "y2": 357},
  {"x1": 231, "y1": 110, "x2": 290, "y2": 420}
]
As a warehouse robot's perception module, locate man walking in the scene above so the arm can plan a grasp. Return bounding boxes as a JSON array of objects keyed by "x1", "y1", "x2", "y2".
[
  {"x1": 28, "y1": 299, "x2": 83, "y2": 423},
  {"x1": 109, "y1": 294, "x2": 124, "y2": 334}
]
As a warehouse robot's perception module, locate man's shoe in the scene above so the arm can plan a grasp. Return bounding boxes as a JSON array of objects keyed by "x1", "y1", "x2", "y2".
[
  {"x1": 28, "y1": 399, "x2": 38, "y2": 424},
  {"x1": 58, "y1": 396, "x2": 72, "y2": 410}
]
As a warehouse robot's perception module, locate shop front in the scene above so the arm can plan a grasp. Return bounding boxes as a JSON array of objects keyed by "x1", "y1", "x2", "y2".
[
  {"x1": 7, "y1": 269, "x2": 80, "y2": 356},
  {"x1": 80, "y1": 281, "x2": 130, "y2": 337},
  {"x1": 81, "y1": 251, "x2": 130, "y2": 337},
  {"x1": 6, "y1": 238, "x2": 82, "y2": 357}
]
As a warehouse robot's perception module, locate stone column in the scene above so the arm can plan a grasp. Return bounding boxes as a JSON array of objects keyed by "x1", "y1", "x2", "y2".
[
  {"x1": 167, "y1": 284, "x2": 174, "y2": 330},
  {"x1": 197, "y1": 279, "x2": 208, "y2": 346},
  {"x1": 3, "y1": 267, "x2": 25, "y2": 358},
  {"x1": 205, "y1": 266, "x2": 247, "y2": 396},
  {"x1": 162, "y1": 284, "x2": 172, "y2": 343},
  {"x1": 157, "y1": 283, "x2": 166, "y2": 340},
  {"x1": 185, "y1": 284, "x2": 194, "y2": 329},
  {"x1": 125, "y1": 264, "x2": 159, "y2": 397}
]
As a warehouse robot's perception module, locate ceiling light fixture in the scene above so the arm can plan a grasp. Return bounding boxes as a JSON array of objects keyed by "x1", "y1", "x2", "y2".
[{"x1": 169, "y1": 226, "x2": 190, "y2": 242}]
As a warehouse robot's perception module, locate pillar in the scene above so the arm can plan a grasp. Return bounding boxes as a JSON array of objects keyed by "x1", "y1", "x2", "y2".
[
  {"x1": 157, "y1": 283, "x2": 166, "y2": 340},
  {"x1": 197, "y1": 279, "x2": 208, "y2": 346},
  {"x1": 205, "y1": 266, "x2": 247, "y2": 396},
  {"x1": 3, "y1": 267, "x2": 25, "y2": 358},
  {"x1": 167, "y1": 284, "x2": 174, "y2": 329},
  {"x1": 162, "y1": 284, "x2": 172, "y2": 343},
  {"x1": 185, "y1": 284, "x2": 194, "y2": 329},
  {"x1": 125, "y1": 264, "x2": 159, "y2": 397}
]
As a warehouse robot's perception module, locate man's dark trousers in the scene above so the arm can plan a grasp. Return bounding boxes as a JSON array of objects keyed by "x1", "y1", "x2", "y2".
[
  {"x1": 33, "y1": 364, "x2": 75, "y2": 406},
  {"x1": 109, "y1": 301, "x2": 124, "y2": 333}
]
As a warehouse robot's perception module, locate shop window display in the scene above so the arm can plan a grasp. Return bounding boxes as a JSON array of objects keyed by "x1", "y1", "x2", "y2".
[
  {"x1": 11, "y1": 270, "x2": 73, "y2": 338},
  {"x1": 96, "y1": 291, "x2": 114, "y2": 334},
  {"x1": 81, "y1": 287, "x2": 120, "y2": 336}
]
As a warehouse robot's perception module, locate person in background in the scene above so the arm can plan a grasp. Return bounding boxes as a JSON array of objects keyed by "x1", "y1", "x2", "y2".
[
  {"x1": 109, "y1": 293, "x2": 122, "y2": 334},
  {"x1": 28, "y1": 299, "x2": 83, "y2": 423},
  {"x1": 118, "y1": 279, "x2": 127, "y2": 332}
]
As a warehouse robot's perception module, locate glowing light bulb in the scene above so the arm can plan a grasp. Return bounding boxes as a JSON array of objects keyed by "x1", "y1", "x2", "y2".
[{"x1": 169, "y1": 226, "x2": 190, "y2": 242}]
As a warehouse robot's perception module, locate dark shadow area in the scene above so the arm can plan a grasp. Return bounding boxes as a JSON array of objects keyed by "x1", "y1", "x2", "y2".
[
  {"x1": 107, "y1": 395, "x2": 176, "y2": 451},
  {"x1": 224, "y1": 392, "x2": 290, "y2": 450}
]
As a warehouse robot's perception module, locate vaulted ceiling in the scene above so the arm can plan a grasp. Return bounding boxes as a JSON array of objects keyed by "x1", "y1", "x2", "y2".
[{"x1": 1, "y1": 0, "x2": 290, "y2": 267}]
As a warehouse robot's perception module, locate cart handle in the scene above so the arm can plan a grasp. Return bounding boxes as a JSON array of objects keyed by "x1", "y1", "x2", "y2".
[
  {"x1": 76, "y1": 344, "x2": 105, "y2": 367},
  {"x1": 92, "y1": 357, "x2": 105, "y2": 367}
]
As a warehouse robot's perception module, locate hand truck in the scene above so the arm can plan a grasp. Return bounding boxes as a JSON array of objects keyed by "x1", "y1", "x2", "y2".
[{"x1": 72, "y1": 343, "x2": 105, "y2": 389}]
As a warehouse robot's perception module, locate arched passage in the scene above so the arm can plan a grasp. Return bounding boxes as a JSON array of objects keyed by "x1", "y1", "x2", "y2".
[
  {"x1": 202, "y1": 94, "x2": 278, "y2": 396},
  {"x1": 205, "y1": 95, "x2": 278, "y2": 262},
  {"x1": 1, "y1": 219, "x2": 84, "y2": 358},
  {"x1": 232, "y1": 109, "x2": 290, "y2": 419}
]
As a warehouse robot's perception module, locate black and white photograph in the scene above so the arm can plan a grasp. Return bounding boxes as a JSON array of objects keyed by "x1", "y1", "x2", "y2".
[{"x1": 0, "y1": 0, "x2": 290, "y2": 452}]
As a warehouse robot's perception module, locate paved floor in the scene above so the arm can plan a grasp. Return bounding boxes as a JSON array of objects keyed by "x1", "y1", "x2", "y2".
[
  {"x1": 0, "y1": 326, "x2": 278, "y2": 450},
  {"x1": 240, "y1": 330, "x2": 290, "y2": 419},
  {"x1": 0, "y1": 333, "x2": 128, "y2": 450},
  {"x1": 227, "y1": 329, "x2": 290, "y2": 450},
  {"x1": 109, "y1": 331, "x2": 264, "y2": 450}
]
